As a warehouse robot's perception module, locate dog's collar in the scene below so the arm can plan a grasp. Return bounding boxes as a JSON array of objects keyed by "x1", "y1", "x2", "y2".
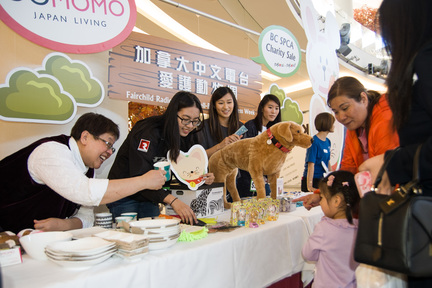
[{"x1": 266, "y1": 129, "x2": 291, "y2": 153}]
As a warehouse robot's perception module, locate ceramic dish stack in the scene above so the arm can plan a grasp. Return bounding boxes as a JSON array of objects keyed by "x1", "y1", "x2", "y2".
[
  {"x1": 93, "y1": 230, "x2": 149, "y2": 260},
  {"x1": 94, "y1": 212, "x2": 113, "y2": 229},
  {"x1": 129, "y1": 218, "x2": 181, "y2": 250},
  {"x1": 45, "y1": 237, "x2": 116, "y2": 269}
]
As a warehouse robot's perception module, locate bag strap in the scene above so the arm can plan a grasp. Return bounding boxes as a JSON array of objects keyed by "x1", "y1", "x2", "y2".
[
  {"x1": 399, "y1": 144, "x2": 423, "y2": 195},
  {"x1": 372, "y1": 148, "x2": 400, "y2": 190},
  {"x1": 379, "y1": 145, "x2": 423, "y2": 214}
]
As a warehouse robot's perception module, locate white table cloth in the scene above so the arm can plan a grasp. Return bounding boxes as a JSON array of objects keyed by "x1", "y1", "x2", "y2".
[
  {"x1": 287, "y1": 206, "x2": 324, "y2": 285},
  {"x1": 287, "y1": 206, "x2": 324, "y2": 235},
  {"x1": 3, "y1": 207, "x2": 323, "y2": 288}
]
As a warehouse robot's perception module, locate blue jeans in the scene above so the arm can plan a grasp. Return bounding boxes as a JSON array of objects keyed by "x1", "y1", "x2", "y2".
[{"x1": 107, "y1": 197, "x2": 160, "y2": 219}]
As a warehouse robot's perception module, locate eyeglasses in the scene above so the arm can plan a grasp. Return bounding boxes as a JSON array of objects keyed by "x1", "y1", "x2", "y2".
[
  {"x1": 94, "y1": 136, "x2": 116, "y2": 153},
  {"x1": 177, "y1": 115, "x2": 201, "y2": 127}
]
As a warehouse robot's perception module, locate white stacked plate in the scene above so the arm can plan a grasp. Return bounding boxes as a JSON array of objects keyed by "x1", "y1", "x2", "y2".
[
  {"x1": 45, "y1": 237, "x2": 116, "y2": 269},
  {"x1": 129, "y1": 219, "x2": 181, "y2": 250},
  {"x1": 146, "y1": 233, "x2": 181, "y2": 250}
]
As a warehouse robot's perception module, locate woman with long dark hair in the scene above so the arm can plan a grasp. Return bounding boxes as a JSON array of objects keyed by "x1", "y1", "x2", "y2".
[
  {"x1": 108, "y1": 91, "x2": 214, "y2": 224},
  {"x1": 360, "y1": 1, "x2": 432, "y2": 286},
  {"x1": 244, "y1": 94, "x2": 281, "y2": 137},
  {"x1": 236, "y1": 94, "x2": 281, "y2": 198},
  {"x1": 198, "y1": 86, "x2": 243, "y2": 158}
]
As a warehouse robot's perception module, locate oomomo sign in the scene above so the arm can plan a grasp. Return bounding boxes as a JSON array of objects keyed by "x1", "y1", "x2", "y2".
[{"x1": 0, "y1": 0, "x2": 136, "y2": 54}]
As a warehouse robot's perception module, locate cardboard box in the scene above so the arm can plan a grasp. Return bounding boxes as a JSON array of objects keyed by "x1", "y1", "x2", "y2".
[
  {"x1": 0, "y1": 247, "x2": 22, "y2": 267},
  {"x1": 167, "y1": 182, "x2": 224, "y2": 218}
]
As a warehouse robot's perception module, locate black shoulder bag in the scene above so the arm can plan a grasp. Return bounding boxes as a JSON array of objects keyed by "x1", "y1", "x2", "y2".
[{"x1": 354, "y1": 145, "x2": 432, "y2": 277}]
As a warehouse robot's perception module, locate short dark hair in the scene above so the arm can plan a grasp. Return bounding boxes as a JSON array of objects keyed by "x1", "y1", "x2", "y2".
[
  {"x1": 314, "y1": 112, "x2": 335, "y2": 132},
  {"x1": 70, "y1": 113, "x2": 120, "y2": 140}
]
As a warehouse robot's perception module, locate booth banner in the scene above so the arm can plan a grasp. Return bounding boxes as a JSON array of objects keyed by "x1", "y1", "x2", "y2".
[
  {"x1": 108, "y1": 32, "x2": 262, "y2": 121},
  {"x1": 0, "y1": 0, "x2": 136, "y2": 54}
]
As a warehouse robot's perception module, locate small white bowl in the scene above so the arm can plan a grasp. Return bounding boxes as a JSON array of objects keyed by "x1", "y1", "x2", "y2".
[
  {"x1": 19, "y1": 231, "x2": 73, "y2": 260},
  {"x1": 96, "y1": 217, "x2": 112, "y2": 222},
  {"x1": 95, "y1": 224, "x2": 113, "y2": 229},
  {"x1": 95, "y1": 220, "x2": 112, "y2": 225},
  {"x1": 95, "y1": 213, "x2": 112, "y2": 222},
  {"x1": 95, "y1": 212, "x2": 112, "y2": 218},
  {"x1": 115, "y1": 216, "x2": 132, "y2": 223}
]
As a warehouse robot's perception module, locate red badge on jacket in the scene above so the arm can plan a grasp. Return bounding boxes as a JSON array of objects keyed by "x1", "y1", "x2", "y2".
[{"x1": 138, "y1": 139, "x2": 150, "y2": 152}]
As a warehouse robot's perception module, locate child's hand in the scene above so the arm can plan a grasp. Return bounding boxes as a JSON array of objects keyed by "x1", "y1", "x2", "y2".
[{"x1": 293, "y1": 194, "x2": 320, "y2": 210}]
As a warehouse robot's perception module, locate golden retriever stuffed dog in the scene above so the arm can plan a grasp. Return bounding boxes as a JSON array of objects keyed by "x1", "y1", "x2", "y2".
[{"x1": 209, "y1": 121, "x2": 313, "y2": 208}]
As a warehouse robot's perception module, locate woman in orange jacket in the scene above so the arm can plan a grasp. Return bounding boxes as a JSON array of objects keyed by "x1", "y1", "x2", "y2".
[
  {"x1": 295, "y1": 76, "x2": 399, "y2": 209},
  {"x1": 329, "y1": 76, "x2": 399, "y2": 174}
]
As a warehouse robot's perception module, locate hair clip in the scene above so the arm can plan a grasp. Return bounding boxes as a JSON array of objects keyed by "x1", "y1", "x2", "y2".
[
  {"x1": 327, "y1": 175, "x2": 335, "y2": 187},
  {"x1": 342, "y1": 182, "x2": 349, "y2": 187}
]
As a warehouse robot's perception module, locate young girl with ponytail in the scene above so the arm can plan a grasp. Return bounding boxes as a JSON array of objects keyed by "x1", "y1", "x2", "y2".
[{"x1": 302, "y1": 170, "x2": 360, "y2": 288}]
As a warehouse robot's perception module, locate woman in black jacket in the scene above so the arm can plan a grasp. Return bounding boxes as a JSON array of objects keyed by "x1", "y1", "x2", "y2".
[
  {"x1": 359, "y1": 0, "x2": 432, "y2": 286},
  {"x1": 236, "y1": 94, "x2": 281, "y2": 198}
]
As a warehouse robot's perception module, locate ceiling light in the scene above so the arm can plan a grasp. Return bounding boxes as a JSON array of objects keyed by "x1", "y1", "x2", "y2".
[
  {"x1": 135, "y1": 0, "x2": 226, "y2": 54},
  {"x1": 339, "y1": 72, "x2": 386, "y2": 92},
  {"x1": 283, "y1": 80, "x2": 312, "y2": 94},
  {"x1": 135, "y1": 0, "x2": 281, "y2": 82},
  {"x1": 133, "y1": 27, "x2": 148, "y2": 34},
  {"x1": 261, "y1": 71, "x2": 281, "y2": 81}
]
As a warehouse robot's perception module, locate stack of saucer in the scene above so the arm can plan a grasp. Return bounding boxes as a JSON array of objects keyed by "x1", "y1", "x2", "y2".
[
  {"x1": 95, "y1": 212, "x2": 113, "y2": 229},
  {"x1": 94, "y1": 230, "x2": 149, "y2": 260},
  {"x1": 45, "y1": 237, "x2": 116, "y2": 269},
  {"x1": 129, "y1": 219, "x2": 181, "y2": 250}
]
